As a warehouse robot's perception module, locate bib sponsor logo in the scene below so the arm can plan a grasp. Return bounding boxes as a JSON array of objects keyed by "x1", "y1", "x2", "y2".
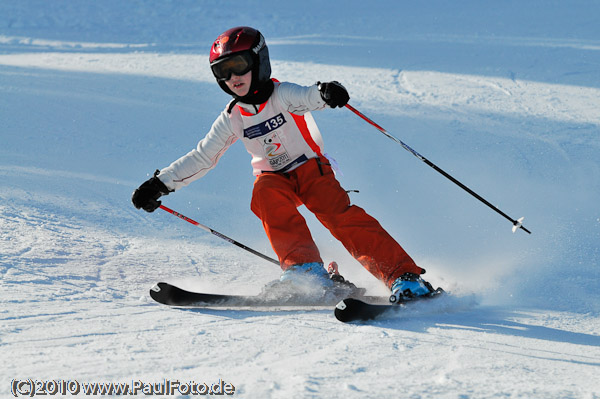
[
  {"x1": 262, "y1": 132, "x2": 291, "y2": 168},
  {"x1": 243, "y1": 113, "x2": 287, "y2": 139}
]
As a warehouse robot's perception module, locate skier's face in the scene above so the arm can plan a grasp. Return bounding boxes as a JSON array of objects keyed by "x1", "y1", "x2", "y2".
[{"x1": 225, "y1": 71, "x2": 252, "y2": 97}]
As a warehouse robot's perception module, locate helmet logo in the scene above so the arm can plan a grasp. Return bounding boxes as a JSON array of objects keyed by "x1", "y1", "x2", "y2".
[
  {"x1": 213, "y1": 35, "x2": 229, "y2": 53},
  {"x1": 252, "y1": 34, "x2": 265, "y2": 54}
]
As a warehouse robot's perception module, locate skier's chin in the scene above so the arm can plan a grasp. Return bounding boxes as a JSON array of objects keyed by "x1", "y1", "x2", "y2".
[{"x1": 231, "y1": 84, "x2": 249, "y2": 97}]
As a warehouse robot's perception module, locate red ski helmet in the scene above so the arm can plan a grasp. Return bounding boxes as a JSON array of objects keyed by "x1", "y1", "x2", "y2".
[{"x1": 209, "y1": 26, "x2": 271, "y2": 85}]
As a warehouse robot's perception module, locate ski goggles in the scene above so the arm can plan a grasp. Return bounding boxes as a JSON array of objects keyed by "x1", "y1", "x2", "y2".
[{"x1": 211, "y1": 52, "x2": 254, "y2": 81}]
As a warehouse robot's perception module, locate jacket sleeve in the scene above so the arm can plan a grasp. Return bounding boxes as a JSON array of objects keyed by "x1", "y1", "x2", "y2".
[
  {"x1": 157, "y1": 111, "x2": 238, "y2": 191},
  {"x1": 276, "y1": 82, "x2": 328, "y2": 115}
]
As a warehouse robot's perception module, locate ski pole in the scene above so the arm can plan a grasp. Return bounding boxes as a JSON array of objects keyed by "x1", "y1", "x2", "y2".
[
  {"x1": 159, "y1": 205, "x2": 280, "y2": 265},
  {"x1": 345, "y1": 103, "x2": 531, "y2": 234}
]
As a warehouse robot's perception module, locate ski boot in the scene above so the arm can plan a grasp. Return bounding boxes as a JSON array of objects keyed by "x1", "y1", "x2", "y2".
[
  {"x1": 389, "y1": 272, "x2": 435, "y2": 303},
  {"x1": 279, "y1": 262, "x2": 334, "y2": 287},
  {"x1": 260, "y1": 262, "x2": 333, "y2": 301},
  {"x1": 261, "y1": 262, "x2": 364, "y2": 301}
]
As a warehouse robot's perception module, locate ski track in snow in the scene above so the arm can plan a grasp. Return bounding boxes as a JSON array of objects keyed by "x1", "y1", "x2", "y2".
[{"x1": 1, "y1": 1, "x2": 600, "y2": 398}]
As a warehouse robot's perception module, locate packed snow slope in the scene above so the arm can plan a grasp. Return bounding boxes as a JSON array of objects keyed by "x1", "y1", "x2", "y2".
[{"x1": 1, "y1": 1, "x2": 599, "y2": 398}]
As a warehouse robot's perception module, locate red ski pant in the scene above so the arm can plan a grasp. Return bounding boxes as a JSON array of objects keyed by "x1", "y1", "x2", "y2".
[{"x1": 250, "y1": 157, "x2": 423, "y2": 288}]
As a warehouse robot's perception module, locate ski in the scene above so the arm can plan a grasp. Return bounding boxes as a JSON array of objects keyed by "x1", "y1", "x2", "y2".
[
  {"x1": 149, "y1": 281, "x2": 390, "y2": 308},
  {"x1": 334, "y1": 288, "x2": 445, "y2": 322}
]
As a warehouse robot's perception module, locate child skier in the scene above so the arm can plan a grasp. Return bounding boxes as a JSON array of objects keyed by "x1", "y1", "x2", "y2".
[{"x1": 132, "y1": 26, "x2": 434, "y2": 302}]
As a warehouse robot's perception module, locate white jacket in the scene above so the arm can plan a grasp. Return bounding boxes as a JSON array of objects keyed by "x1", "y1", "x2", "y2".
[{"x1": 158, "y1": 80, "x2": 328, "y2": 191}]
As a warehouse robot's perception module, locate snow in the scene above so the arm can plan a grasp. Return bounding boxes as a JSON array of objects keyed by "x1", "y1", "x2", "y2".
[{"x1": 1, "y1": 1, "x2": 599, "y2": 397}]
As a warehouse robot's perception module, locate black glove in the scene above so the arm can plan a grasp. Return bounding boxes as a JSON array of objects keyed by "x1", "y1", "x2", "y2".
[
  {"x1": 318, "y1": 81, "x2": 350, "y2": 108},
  {"x1": 132, "y1": 170, "x2": 171, "y2": 212}
]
